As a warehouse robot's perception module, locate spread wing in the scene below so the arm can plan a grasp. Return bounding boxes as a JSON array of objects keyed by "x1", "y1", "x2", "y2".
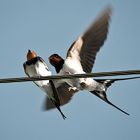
[
  {"x1": 43, "y1": 83, "x2": 78, "y2": 110},
  {"x1": 67, "y1": 7, "x2": 112, "y2": 73}
]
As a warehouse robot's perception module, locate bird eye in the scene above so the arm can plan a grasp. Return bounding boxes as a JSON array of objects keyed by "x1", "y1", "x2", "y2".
[{"x1": 54, "y1": 55, "x2": 59, "y2": 58}]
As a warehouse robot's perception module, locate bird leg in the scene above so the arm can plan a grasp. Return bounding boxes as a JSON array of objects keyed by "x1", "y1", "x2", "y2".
[{"x1": 68, "y1": 86, "x2": 77, "y2": 92}]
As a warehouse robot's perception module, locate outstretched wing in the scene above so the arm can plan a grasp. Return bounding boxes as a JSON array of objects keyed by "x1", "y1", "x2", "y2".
[{"x1": 67, "y1": 7, "x2": 112, "y2": 73}]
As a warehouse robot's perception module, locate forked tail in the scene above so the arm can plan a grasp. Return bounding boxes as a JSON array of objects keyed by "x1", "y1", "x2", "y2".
[
  {"x1": 90, "y1": 91, "x2": 129, "y2": 115},
  {"x1": 90, "y1": 76, "x2": 140, "y2": 115}
]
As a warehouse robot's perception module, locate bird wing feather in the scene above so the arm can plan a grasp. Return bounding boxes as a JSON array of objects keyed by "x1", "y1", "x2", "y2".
[
  {"x1": 67, "y1": 7, "x2": 112, "y2": 73},
  {"x1": 43, "y1": 83, "x2": 78, "y2": 110}
]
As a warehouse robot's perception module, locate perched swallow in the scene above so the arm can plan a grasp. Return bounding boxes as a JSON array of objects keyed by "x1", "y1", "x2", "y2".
[
  {"x1": 23, "y1": 50, "x2": 69, "y2": 119},
  {"x1": 49, "y1": 7, "x2": 133, "y2": 115}
]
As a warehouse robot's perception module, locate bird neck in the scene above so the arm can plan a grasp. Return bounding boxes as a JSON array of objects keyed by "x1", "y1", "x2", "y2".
[
  {"x1": 25, "y1": 57, "x2": 39, "y2": 65},
  {"x1": 55, "y1": 59, "x2": 64, "y2": 73}
]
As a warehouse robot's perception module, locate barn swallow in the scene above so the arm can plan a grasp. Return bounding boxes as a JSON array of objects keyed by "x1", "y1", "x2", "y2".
[
  {"x1": 23, "y1": 50, "x2": 69, "y2": 119},
  {"x1": 49, "y1": 7, "x2": 135, "y2": 115}
]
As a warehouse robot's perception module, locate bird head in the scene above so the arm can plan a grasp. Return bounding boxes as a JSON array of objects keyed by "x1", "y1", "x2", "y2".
[
  {"x1": 27, "y1": 49, "x2": 37, "y2": 60},
  {"x1": 49, "y1": 54, "x2": 64, "y2": 67}
]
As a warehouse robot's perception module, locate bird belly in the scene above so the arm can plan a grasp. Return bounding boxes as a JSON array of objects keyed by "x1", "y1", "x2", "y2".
[
  {"x1": 63, "y1": 58, "x2": 106, "y2": 92},
  {"x1": 25, "y1": 62, "x2": 51, "y2": 87},
  {"x1": 25, "y1": 64, "x2": 37, "y2": 77},
  {"x1": 58, "y1": 57, "x2": 86, "y2": 88},
  {"x1": 80, "y1": 78, "x2": 106, "y2": 93}
]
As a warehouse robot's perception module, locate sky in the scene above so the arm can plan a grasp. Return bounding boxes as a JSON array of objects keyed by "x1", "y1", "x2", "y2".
[{"x1": 0, "y1": 0, "x2": 140, "y2": 140}]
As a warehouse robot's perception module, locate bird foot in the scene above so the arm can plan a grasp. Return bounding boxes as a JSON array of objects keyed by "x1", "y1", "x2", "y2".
[
  {"x1": 68, "y1": 87, "x2": 77, "y2": 92},
  {"x1": 80, "y1": 82, "x2": 87, "y2": 89}
]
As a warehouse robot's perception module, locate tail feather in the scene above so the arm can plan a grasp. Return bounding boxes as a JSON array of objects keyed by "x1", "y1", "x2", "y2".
[
  {"x1": 90, "y1": 76, "x2": 140, "y2": 115},
  {"x1": 49, "y1": 80, "x2": 66, "y2": 119},
  {"x1": 90, "y1": 91, "x2": 129, "y2": 115}
]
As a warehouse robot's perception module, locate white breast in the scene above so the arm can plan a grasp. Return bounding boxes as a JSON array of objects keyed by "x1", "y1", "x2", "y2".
[{"x1": 25, "y1": 61, "x2": 51, "y2": 87}]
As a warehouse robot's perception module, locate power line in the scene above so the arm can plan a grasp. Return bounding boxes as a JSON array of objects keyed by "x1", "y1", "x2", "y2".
[{"x1": 0, "y1": 69, "x2": 140, "y2": 84}]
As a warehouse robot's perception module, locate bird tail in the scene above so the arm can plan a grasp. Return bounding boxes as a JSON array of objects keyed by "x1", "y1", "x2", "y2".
[
  {"x1": 90, "y1": 76, "x2": 140, "y2": 115},
  {"x1": 90, "y1": 90, "x2": 129, "y2": 115}
]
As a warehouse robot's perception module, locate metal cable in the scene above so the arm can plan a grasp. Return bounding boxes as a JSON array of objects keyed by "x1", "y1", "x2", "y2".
[{"x1": 0, "y1": 69, "x2": 140, "y2": 84}]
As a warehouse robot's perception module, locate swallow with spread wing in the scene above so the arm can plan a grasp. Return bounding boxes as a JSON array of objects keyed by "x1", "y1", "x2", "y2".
[{"x1": 49, "y1": 7, "x2": 135, "y2": 115}]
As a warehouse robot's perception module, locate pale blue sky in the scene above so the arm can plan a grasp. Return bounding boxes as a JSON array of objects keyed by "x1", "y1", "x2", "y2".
[{"x1": 0, "y1": 0, "x2": 140, "y2": 140}]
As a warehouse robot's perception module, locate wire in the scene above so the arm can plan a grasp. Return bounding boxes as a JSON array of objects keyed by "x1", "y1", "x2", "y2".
[{"x1": 0, "y1": 69, "x2": 140, "y2": 84}]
